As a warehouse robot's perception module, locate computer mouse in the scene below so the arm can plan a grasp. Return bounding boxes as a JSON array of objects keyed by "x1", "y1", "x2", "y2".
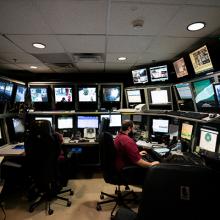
[{"x1": 209, "y1": 113, "x2": 216, "y2": 118}]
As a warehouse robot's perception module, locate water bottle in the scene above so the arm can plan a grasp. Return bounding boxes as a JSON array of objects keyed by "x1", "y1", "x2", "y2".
[{"x1": 176, "y1": 139, "x2": 182, "y2": 152}]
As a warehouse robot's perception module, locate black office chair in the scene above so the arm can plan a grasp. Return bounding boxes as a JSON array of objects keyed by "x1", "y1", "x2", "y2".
[
  {"x1": 114, "y1": 163, "x2": 220, "y2": 220},
  {"x1": 24, "y1": 120, "x2": 73, "y2": 215},
  {"x1": 96, "y1": 118, "x2": 138, "y2": 219}
]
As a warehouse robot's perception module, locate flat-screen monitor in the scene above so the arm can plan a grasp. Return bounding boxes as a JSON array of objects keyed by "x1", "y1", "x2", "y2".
[
  {"x1": 57, "y1": 117, "x2": 73, "y2": 129},
  {"x1": 12, "y1": 118, "x2": 25, "y2": 134},
  {"x1": 15, "y1": 85, "x2": 26, "y2": 102},
  {"x1": 77, "y1": 116, "x2": 99, "y2": 128},
  {"x1": 0, "y1": 81, "x2": 5, "y2": 101},
  {"x1": 213, "y1": 83, "x2": 220, "y2": 107},
  {"x1": 102, "y1": 86, "x2": 121, "y2": 102},
  {"x1": 100, "y1": 114, "x2": 122, "y2": 127},
  {"x1": 132, "y1": 68, "x2": 148, "y2": 84},
  {"x1": 173, "y1": 57, "x2": 189, "y2": 78},
  {"x1": 30, "y1": 87, "x2": 48, "y2": 102},
  {"x1": 150, "y1": 90, "x2": 168, "y2": 104},
  {"x1": 199, "y1": 128, "x2": 218, "y2": 153},
  {"x1": 0, "y1": 127, "x2": 2, "y2": 139},
  {"x1": 35, "y1": 117, "x2": 53, "y2": 125},
  {"x1": 149, "y1": 65, "x2": 168, "y2": 82},
  {"x1": 152, "y1": 119, "x2": 169, "y2": 133},
  {"x1": 54, "y1": 87, "x2": 72, "y2": 102},
  {"x1": 126, "y1": 89, "x2": 142, "y2": 104},
  {"x1": 78, "y1": 87, "x2": 97, "y2": 102},
  {"x1": 189, "y1": 45, "x2": 213, "y2": 74},
  {"x1": 192, "y1": 78, "x2": 217, "y2": 111},
  {"x1": 175, "y1": 83, "x2": 192, "y2": 100},
  {"x1": 181, "y1": 123, "x2": 193, "y2": 141},
  {"x1": 4, "y1": 82, "x2": 13, "y2": 100}
]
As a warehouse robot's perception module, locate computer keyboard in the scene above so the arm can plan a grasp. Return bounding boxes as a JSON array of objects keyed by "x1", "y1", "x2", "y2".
[
  {"x1": 142, "y1": 154, "x2": 155, "y2": 162},
  {"x1": 164, "y1": 153, "x2": 205, "y2": 166},
  {"x1": 168, "y1": 111, "x2": 209, "y2": 119}
]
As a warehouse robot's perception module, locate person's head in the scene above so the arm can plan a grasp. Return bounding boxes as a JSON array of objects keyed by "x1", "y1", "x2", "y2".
[{"x1": 121, "y1": 120, "x2": 134, "y2": 134}]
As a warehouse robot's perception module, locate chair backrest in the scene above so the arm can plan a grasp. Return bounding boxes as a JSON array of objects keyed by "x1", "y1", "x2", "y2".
[
  {"x1": 98, "y1": 117, "x2": 110, "y2": 138},
  {"x1": 25, "y1": 120, "x2": 61, "y2": 187},
  {"x1": 137, "y1": 163, "x2": 220, "y2": 219}
]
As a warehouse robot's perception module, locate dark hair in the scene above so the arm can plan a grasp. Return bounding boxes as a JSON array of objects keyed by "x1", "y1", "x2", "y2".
[{"x1": 121, "y1": 120, "x2": 134, "y2": 132}]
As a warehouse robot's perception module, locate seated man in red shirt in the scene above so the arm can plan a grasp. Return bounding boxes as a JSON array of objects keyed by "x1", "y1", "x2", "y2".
[{"x1": 114, "y1": 120, "x2": 160, "y2": 185}]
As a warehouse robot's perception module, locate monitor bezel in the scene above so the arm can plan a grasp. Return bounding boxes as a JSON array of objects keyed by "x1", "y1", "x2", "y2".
[
  {"x1": 149, "y1": 64, "x2": 169, "y2": 82},
  {"x1": 30, "y1": 86, "x2": 49, "y2": 103},
  {"x1": 76, "y1": 115, "x2": 99, "y2": 129},
  {"x1": 131, "y1": 67, "x2": 148, "y2": 84}
]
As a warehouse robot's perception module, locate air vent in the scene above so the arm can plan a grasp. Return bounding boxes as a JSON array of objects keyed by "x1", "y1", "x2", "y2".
[{"x1": 72, "y1": 53, "x2": 104, "y2": 63}]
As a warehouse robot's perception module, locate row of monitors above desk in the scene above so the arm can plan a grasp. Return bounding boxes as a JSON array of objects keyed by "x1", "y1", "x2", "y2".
[{"x1": 126, "y1": 77, "x2": 220, "y2": 112}]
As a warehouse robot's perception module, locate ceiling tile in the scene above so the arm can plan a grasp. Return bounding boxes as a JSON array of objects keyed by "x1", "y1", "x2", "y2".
[
  {"x1": 57, "y1": 35, "x2": 106, "y2": 53},
  {"x1": 162, "y1": 5, "x2": 220, "y2": 37},
  {"x1": 107, "y1": 36, "x2": 153, "y2": 53},
  {"x1": 109, "y1": 2, "x2": 180, "y2": 35},
  {"x1": 76, "y1": 63, "x2": 104, "y2": 71},
  {"x1": 0, "y1": 0, "x2": 51, "y2": 34},
  {"x1": 36, "y1": 0, "x2": 107, "y2": 34},
  {"x1": 7, "y1": 35, "x2": 65, "y2": 54}
]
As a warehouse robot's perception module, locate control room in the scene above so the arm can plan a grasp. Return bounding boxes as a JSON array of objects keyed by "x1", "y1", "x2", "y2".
[{"x1": 0, "y1": 1, "x2": 220, "y2": 220}]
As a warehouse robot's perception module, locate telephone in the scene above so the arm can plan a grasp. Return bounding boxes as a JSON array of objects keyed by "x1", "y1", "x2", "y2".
[{"x1": 135, "y1": 104, "x2": 147, "y2": 112}]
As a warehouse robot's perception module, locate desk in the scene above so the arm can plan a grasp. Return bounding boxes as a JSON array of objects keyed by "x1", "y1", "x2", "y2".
[
  {"x1": 62, "y1": 138, "x2": 100, "y2": 166},
  {"x1": 0, "y1": 143, "x2": 25, "y2": 156}
]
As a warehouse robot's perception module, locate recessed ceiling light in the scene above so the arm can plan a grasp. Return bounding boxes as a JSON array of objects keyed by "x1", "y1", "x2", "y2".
[
  {"x1": 118, "y1": 57, "x2": 127, "y2": 61},
  {"x1": 132, "y1": 19, "x2": 144, "y2": 30},
  {"x1": 32, "y1": 42, "x2": 46, "y2": 49},
  {"x1": 187, "y1": 22, "x2": 205, "y2": 31},
  {"x1": 30, "y1": 65, "x2": 38, "y2": 69}
]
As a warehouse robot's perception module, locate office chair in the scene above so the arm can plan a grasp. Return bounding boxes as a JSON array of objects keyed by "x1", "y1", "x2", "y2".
[
  {"x1": 24, "y1": 120, "x2": 73, "y2": 215},
  {"x1": 96, "y1": 118, "x2": 138, "y2": 219},
  {"x1": 114, "y1": 163, "x2": 220, "y2": 220}
]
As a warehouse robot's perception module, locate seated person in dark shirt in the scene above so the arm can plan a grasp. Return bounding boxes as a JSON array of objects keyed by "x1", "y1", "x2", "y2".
[{"x1": 114, "y1": 120, "x2": 160, "y2": 185}]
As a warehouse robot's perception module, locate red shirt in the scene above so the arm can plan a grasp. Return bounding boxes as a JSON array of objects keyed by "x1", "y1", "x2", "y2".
[{"x1": 114, "y1": 132, "x2": 141, "y2": 171}]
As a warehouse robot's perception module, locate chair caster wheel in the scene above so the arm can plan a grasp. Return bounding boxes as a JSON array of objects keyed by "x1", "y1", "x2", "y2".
[
  {"x1": 48, "y1": 209, "x2": 54, "y2": 215},
  {"x1": 111, "y1": 215, "x2": 115, "y2": 220},
  {"x1": 70, "y1": 190, "x2": 74, "y2": 196},
  {"x1": 100, "y1": 194, "x2": 104, "y2": 200},
  {"x1": 96, "y1": 204, "x2": 102, "y2": 211},
  {"x1": 67, "y1": 201, "x2": 72, "y2": 207},
  {"x1": 29, "y1": 207, "x2": 34, "y2": 213}
]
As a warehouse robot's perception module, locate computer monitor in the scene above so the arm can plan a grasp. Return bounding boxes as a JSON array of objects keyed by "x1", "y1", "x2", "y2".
[
  {"x1": 0, "y1": 127, "x2": 2, "y2": 139},
  {"x1": 57, "y1": 117, "x2": 73, "y2": 129},
  {"x1": 213, "y1": 83, "x2": 220, "y2": 107},
  {"x1": 100, "y1": 114, "x2": 122, "y2": 127},
  {"x1": 0, "y1": 81, "x2": 5, "y2": 102},
  {"x1": 133, "y1": 115, "x2": 142, "y2": 123},
  {"x1": 173, "y1": 57, "x2": 189, "y2": 78},
  {"x1": 15, "y1": 85, "x2": 26, "y2": 102},
  {"x1": 30, "y1": 87, "x2": 48, "y2": 102},
  {"x1": 78, "y1": 86, "x2": 97, "y2": 102},
  {"x1": 12, "y1": 118, "x2": 25, "y2": 134},
  {"x1": 175, "y1": 83, "x2": 192, "y2": 100},
  {"x1": 4, "y1": 82, "x2": 13, "y2": 101},
  {"x1": 199, "y1": 128, "x2": 218, "y2": 153},
  {"x1": 132, "y1": 68, "x2": 148, "y2": 84},
  {"x1": 150, "y1": 90, "x2": 168, "y2": 104},
  {"x1": 54, "y1": 87, "x2": 72, "y2": 102},
  {"x1": 152, "y1": 119, "x2": 169, "y2": 133},
  {"x1": 126, "y1": 89, "x2": 142, "y2": 104},
  {"x1": 189, "y1": 45, "x2": 214, "y2": 75},
  {"x1": 181, "y1": 123, "x2": 193, "y2": 141},
  {"x1": 35, "y1": 117, "x2": 53, "y2": 125},
  {"x1": 149, "y1": 65, "x2": 168, "y2": 82},
  {"x1": 77, "y1": 116, "x2": 99, "y2": 128},
  {"x1": 102, "y1": 86, "x2": 121, "y2": 102},
  {"x1": 192, "y1": 78, "x2": 217, "y2": 111}
]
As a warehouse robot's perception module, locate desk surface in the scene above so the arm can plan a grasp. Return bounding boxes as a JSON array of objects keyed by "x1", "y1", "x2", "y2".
[{"x1": 0, "y1": 143, "x2": 25, "y2": 156}]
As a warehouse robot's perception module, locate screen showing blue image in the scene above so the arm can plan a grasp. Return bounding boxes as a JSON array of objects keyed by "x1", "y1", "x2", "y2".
[
  {"x1": 78, "y1": 87, "x2": 97, "y2": 102},
  {"x1": 4, "y1": 82, "x2": 13, "y2": 100},
  {"x1": 0, "y1": 81, "x2": 5, "y2": 101},
  {"x1": 30, "y1": 88, "x2": 48, "y2": 102},
  {"x1": 15, "y1": 85, "x2": 26, "y2": 102},
  {"x1": 214, "y1": 84, "x2": 220, "y2": 106},
  {"x1": 77, "y1": 116, "x2": 99, "y2": 129},
  {"x1": 192, "y1": 78, "x2": 216, "y2": 110},
  {"x1": 103, "y1": 86, "x2": 120, "y2": 102}
]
